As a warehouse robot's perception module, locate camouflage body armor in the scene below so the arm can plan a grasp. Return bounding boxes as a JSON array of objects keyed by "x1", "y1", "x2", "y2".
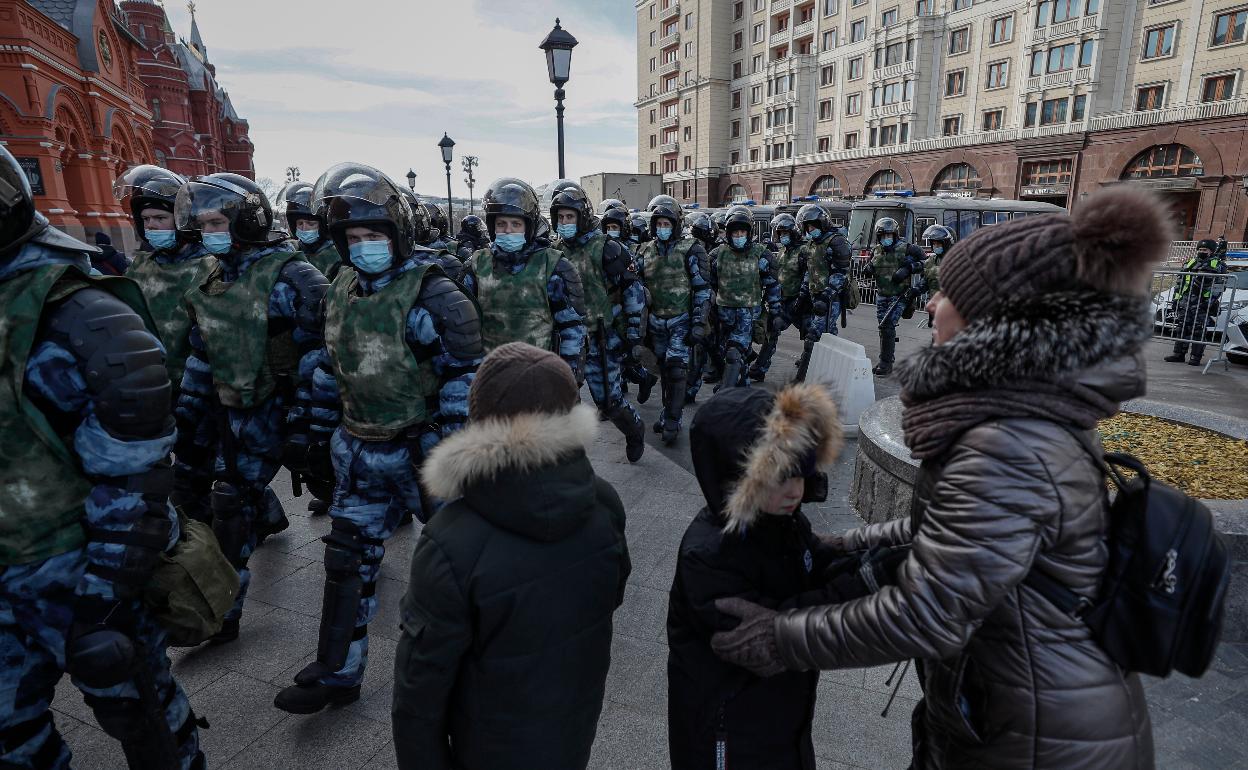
[
  {"x1": 871, "y1": 242, "x2": 909, "y2": 297},
  {"x1": 126, "y1": 250, "x2": 217, "y2": 386},
  {"x1": 468, "y1": 247, "x2": 559, "y2": 351},
  {"x1": 716, "y1": 243, "x2": 765, "y2": 308},
  {"x1": 776, "y1": 244, "x2": 804, "y2": 299},
  {"x1": 640, "y1": 238, "x2": 694, "y2": 319},
  {"x1": 560, "y1": 234, "x2": 614, "y2": 330}
]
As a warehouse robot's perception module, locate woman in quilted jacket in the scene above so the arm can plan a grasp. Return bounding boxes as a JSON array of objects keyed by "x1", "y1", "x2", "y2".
[{"x1": 709, "y1": 186, "x2": 1170, "y2": 770}]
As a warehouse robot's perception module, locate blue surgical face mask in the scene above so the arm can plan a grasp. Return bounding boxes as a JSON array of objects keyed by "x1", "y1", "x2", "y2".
[
  {"x1": 146, "y1": 229, "x2": 176, "y2": 249},
  {"x1": 495, "y1": 232, "x2": 527, "y2": 253},
  {"x1": 348, "y1": 240, "x2": 393, "y2": 273},
  {"x1": 805, "y1": 228, "x2": 821, "y2": 242},
  {"x1": 296, "y1": 228, "x2": 320, "y2": 245},
  {"x1": 779, "y1": 235, "x2": 791, "y2": 247},
  {"x1": 556, "y1": 223, "x2": 578, "y2": 240},
  {"x1": 880, "y1": 236, "x2": 895, "y2": 248},
  {"x1": 606, "y1": 228, "x2": 621, "y2": 239},
  {"x1": 933, "y1": 245, "x2": 945, "y2": 255},
  {"x1": 630, "y1": 234, "x2": 640, "y2": 242},
  {"x1": 656, "y1": 226, "x2": 673, "y2": 241},
  {"x1": 201, "y1": 232, "x2": 233, "y2": 255},
  {"x1": 732, "y1": 235, "x2": 748, "y2": 249}
]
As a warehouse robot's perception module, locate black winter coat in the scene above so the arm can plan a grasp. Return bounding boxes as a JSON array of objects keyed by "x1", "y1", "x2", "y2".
[{"x1": 391, "y1": 405, "x2": 630, "y2": 770}]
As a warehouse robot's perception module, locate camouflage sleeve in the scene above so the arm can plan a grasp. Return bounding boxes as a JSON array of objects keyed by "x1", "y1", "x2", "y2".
[
  {"x1": 27, "y1": 296, "x2": 176, "y2": 605},
  {"x1": 603, "y1": 239, "x2": 644, "y2": 343},
  {"x1": 409, "y1": 276, "x2": 484, "y2": 438},
  {"x1": 274, "y1": 265, "x2": 338, "y2": 441},
  {"x1": 687, "y1": 242, "x2": 712, "y2": 324},
  {"x1": 759, "y1": 253, "x2": 782, "y2": 313},
  {"x1": 548, "y1": 260, "x2": 587, "y2": 378},
  {"x1": 176, "y1": 323, "x2": 214, "y2": 445}
]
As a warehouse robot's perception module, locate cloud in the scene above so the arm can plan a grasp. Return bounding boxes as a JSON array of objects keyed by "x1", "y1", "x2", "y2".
[{"x1": 161, "y1": 0, "x2": 639, "y2": 195}]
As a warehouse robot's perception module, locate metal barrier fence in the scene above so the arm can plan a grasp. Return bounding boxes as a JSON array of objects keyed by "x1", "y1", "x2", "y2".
[
  {"x1": 846, "y1": 261, "x2": 1244, "y2": 374},
  {"x1": 1166, "y1": 242, "x2": 1247, "y2": 267}
]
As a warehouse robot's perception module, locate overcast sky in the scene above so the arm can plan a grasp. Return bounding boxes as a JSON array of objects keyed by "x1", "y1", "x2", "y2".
[{"x1": 161, "y1": 0, "x2": 638, "y2": 199}]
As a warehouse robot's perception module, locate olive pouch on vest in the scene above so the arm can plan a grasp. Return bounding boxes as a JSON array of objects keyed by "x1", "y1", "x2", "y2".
[
  {"x1": 845, "y1": 278, "x2": 861, "y2": 311},
  {"x1": 144, "y1": 512, "x2": 240, "y2": 646}
]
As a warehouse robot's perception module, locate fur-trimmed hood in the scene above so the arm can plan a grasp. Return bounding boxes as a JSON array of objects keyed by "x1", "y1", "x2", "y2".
[
  {"x1": 689, "y1": 384, "x2": 843, "y2": 533},
  {"x1": 422, "y1": 403, "x2": 599, "y2": 501}
]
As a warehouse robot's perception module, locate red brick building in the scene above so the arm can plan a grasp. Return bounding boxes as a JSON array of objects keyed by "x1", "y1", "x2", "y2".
[{"x1": 0, "y1": 0, "x2": 253, "y2": 250}]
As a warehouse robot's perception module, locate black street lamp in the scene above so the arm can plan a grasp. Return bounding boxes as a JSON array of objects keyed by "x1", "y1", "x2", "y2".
[
  {"x1": 462, "y1": 155, "x2": 479, "y2": 216},
  {"x1": 406, "y1": 169, "x2": 417, "y2": 192},
  {"x1": 438, "y1": 133, "x2": 455, "y2": 230},
  {"x1": 539, "y1": 18, "x2": 578, "y2": 179}
]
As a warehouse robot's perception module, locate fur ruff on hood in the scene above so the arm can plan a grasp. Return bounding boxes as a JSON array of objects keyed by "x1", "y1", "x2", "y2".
[
  {"x1": 723, "y1": 384, "x2": 843, "y2": 533},
  {"x1": 897, "y1": 289, "x2": 1151, "y2": 401},
  {"x1": 422, "y1": 403, "x2": 599, "y2": 501}
]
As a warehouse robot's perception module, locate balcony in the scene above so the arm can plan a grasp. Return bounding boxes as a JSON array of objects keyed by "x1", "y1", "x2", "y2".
[
  {"x1": 1044, "y1": 70, "x2": 1072, "y2": 88},
  {"x1": 872, "y1": 61, "x2": 915, "y2": 83},
  {"x1": 660, "y1": 59, "x2": 680, "y2": 76},
  {"x1": 659, "y1": 2, "x2": 680, "y2": 22},
  {"x1": 660, "y1": 113, "x2": 680, "y2": 129},
  {"x1": 793, "y1": 19, "x2": 815, "y2": 38},
  {"x1": 658, "y1": 30, "x2": 680, "y2": 48},
  {"x1": 766, "y1": 91, "x2": 799, "y2": 107},
  {"x1": 771, "y1": 29, "x2": 790, "y2": 44},
  {"x1": 772, "y1": 0, "x2": 792, "y2": 10},
  {"x1": 868, "y1": 100, "x2": 912, "y2": 119},
  {"x1": 1087, "y1": 96, "x2": 1248, "y2": 131},
  {"x1": 1074, "y1": 66, "x2": 1093, "y2": 83},
  {"x1": 659, "y1": 141, "x2": 680, "y2": 154}
]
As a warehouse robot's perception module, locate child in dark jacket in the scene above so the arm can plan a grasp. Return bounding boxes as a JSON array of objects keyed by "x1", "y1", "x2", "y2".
[{"x1": 666, "y1": 384, "x2": 903, "y2": 770}]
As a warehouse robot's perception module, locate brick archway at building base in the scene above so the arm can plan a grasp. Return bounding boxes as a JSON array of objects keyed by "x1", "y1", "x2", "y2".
[
  {"x1": 848, "y1": 160, "x2": 916, "y2": 196},
  {"x1": 1100, "y1": 126, "x2": 1226, "y2": 183},
  {"x1": 918, "y1": 150, "x2": 998, "y2": 194}
]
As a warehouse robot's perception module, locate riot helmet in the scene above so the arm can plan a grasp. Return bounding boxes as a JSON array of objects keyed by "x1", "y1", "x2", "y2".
[
  {"x1": 483, "y1": 177, "x2": 541, "y2": 242},
  {"x1": 310, "y1": 162, "x2": 416, "y2": 262},
  {"x1": 875, "y1": 217, "x2": 901, "y2": 239},
  {"x1": 113, "y1": 164, "x2": 186, "y2": 240},
  {"x1": 710, "y1": 210, "x2": 729, "y2": 238},
  {"x1": 723, "y1": 205, "x2": 754, "y2": 245},
  {"x1": 600, "y1": 206, "x2": 629, "y2": 238},
  {"x1": 648, "y1": 196, "x2": 683, "y2": 240},
  {"x1": 397, "y1": 187, "x2": 432, "y2": 245},
  {"x1": 457, "y1": 214, "x2": 488, "y2": 245},
  {"x1": 628, "y1": 212, "x2": 650, "y2": 243},
  {"x1": 598, "y1": 198, "x2": 626, "y2": 215},
  {"x1": 276, "y1": 181, "x2": 320, "y2": 236},
  {"x1": 550, "y1": 185, "x2": 593, "y2": 238},
  {"x1": 421, "y1": 202, "x2": 449, "y2": 242},
  {"x1": 795, "y1": 204, "x2": 832, "y2": 238},
  {"x1": 922, "y1": 224, "x2": 955, "y2": 256},
  {"x1": 770, "y1": 213, "x2": 798, "y2": 244},
  {"x1": 174, "y1": 173, "x2": 281, "y2": 249},
  {"x1": 1196, "y1": 238, "x2": 1218, "y2": 257},
  {"x1": 685, "y1": 212, "x2": 716, "y2": 248}
]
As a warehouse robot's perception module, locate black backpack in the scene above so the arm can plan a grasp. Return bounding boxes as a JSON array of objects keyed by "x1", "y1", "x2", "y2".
[{"x1": 1024, "y1": 442, "x2": 1231, "y2": 679}]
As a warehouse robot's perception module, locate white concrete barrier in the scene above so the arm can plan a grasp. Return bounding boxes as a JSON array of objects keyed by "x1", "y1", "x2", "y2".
[{"x1": 806, "y1": 333, "x2": 876, "y2": 437}]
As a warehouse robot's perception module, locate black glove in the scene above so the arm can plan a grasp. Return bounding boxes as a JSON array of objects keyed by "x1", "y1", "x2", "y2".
[
  {"x1": 307, "y1": 438, "x2": 334, "y2": 482},
  {"x1": 65, "y1": 598, "x2": 137, "y2": 689},
  {"x1": 862, "y1": 262, "x2": 875, "y2": 277},
  {"x1": 859, "y1": 544, "x2": 909, "y2": 592},
  {"x1": 281, "y1": 432, "x2": 311, "y2": 474},
  {"x1": 770, "y1": 313, "x2": 787, "y2": 334},
  {"x1": 710, "y1": 598, "x2": 785, "y2": 677},
  {"x1": 812, "y1": 300, "x2": 828, "y2": 317},
  {"x1": 690, "y1": 322, "x2": 707, "y2": 343}
]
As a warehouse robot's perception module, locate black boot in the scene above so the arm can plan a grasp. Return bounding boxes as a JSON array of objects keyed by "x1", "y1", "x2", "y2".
[
  {"x1": 1188, "y1": 356, "x2": 1203, "y2": 367},
  {"x1": 1164, "y1": 343, "x2": 1187, "y2": 363},
  {"x1": 637, "y1": 370, "x2": 658, "y2": 404},
  {"x1": 208, "y1": 617, "x2": 239, "y2": 645},
  {"x1": 663, "y1": 367, "x2": 688, "y2": 445},
  {"x1": 255, "y1": 487, "x2": 289, "y2": 546},
  {"x1": 609, "y1": 404, "x2": 646, "y2": 463},
  {"x1": 794, "y1": 337, "x2": 815, "y2": 383},
  {"x1": 873, "y1": 330, "x2": 896, "y2": 376},
  {"x1": 274, "y1": 680, "x2": 361, "y2": 715},
  {"x1": 716, "y1": 350, "x2": 744, "y2": 393}
]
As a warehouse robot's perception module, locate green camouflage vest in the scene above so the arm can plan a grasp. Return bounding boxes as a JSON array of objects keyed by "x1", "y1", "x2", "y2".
[
  {"x1": 324, "y1": 264, "x2": 439, "y2": 440},
  {"x1": 469, "y1": 247, "x2": 558, "y2": 351},
  {"x1": 871, "y1": 242, "x2": 909, "y2": 297},
  {"x1": 641, "y1": 238, "x2": 694, "y2": 319},
  {"x1": 804, "y1": 239, "x2": 832, "y2": 297},
  {"x1": 560, "y1": 234, "x2": 614, "y2": 329},
  {"x1": 126, "y1": 250, "x2": 218, "y2": 387},
  {"x1": 186, "y1": 251, "x2": 304, "y2": 409},
  {"x1": 717, "y1": 243, "x2": 765, "y2": 309},
  {"x1": 0, "y1": 265, "x2": 153, "y2": 565},
  {"x1": 776, "y1": 244, "x2": 804, "y2": 299},
  {"x1": 924, "y1": 257, "x2": 941, "y2": 295},
  {"x1": 306, "y1": 240, "x2": 343, "y2": 281}
]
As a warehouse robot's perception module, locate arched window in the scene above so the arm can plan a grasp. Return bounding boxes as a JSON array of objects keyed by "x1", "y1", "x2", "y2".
[
  {"x1": 723, "y1": 184, "x2": 748, "y2": 204},
  {"x1": 1122, "y1": 144, "x2": 1204, "y2": 179},
  {"x1": 810, "y1": 175, "x2": 843, "y2": 198},
  {"x1": 865, "y1": 169, "x2": 905, "y2": 194},
  {"x1": 932, "y1": 163, "x2": 982, "y2": 192}
]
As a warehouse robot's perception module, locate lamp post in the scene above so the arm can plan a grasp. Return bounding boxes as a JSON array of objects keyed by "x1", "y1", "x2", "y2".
[
  {"x1": 462, "y1": 155, "x2": 479, "y2": 215},
  {"x1": 285, "y1": 166, "x2": 300, "y2": 183},
  {"x1": 539, "y1": 18, "x2": 578, "y2": 179},
  {"x1": 438, "y1": 133, "x2": 455, "y2": 230},
  {"x1": 406, "y1": 169, "x2": 417, "y2": 192}
]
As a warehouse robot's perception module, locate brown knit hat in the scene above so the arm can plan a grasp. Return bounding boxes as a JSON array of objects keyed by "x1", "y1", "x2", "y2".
[
  {"x1": 468, "y1": 342, "x2": 579, "y2": 421},
  {"x1": 939, "y1": 186, "x2": 1174, "y2": 322}
]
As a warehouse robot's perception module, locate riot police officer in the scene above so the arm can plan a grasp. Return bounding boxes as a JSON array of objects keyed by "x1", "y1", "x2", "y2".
[
  {"x1": 551, "y1": 186, "x2": 647, "y2": 462},
  {"x1": 274, "y1": 163, "x2": 483, "y2": 715},
  {"x1": 751, "y1": 212, "x2": 805, "y2": 381},
  {"x1": 601, "y1": 204, "x2": 630, "y2": 241},
  {"x1": 711, "y1": 206, "x2": 782, "y2": 389},
  {"x1": 921, "y1": 224, "x2": 955, "y2": 297},
  {"x1": 683, "y1": 211, "x2": 724, "y2": 401},
  {"x1": 455, "y1": 214, "x2": 490, "y2": 259},
  {"x1": 173, "y1": 173, "x2": 332, "y2": 643},
  {"x1": 793, "y1": 204, "x2": 853, "y2": 381},
  {"x1": 637, "y1": 195, "x2": 712, "y2": 443},
  {"x1": 865, "y1": 217, "x2": 925, "y2": 376},
  {"x1": 0, "y1": 146, "x2": 204, "y2": 768},
  {"x1": 278, "y1": 180, "x2": 344, "y2": 280},
  {"x1": 600, "y1": 205, "x2": 658, "y2": 403},
  {"x1": 395, "y1": 188, "x2": 467, "y2": 284},
  {"x1": 1165, "y1": 238, "x2": 1227, "y2": 366},
  {"x1": 462, "y1": 178, "x2": 587, "y2": 377}
]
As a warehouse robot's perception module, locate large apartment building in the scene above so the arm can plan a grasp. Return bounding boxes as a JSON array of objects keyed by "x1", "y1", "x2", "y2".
[{"x1": 635, "y1": 0, "x2": 1248, "y2": 240}]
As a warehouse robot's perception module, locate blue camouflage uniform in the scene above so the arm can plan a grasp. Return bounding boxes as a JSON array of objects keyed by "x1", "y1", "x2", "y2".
[
  {"x1": 800, "y1": 230, "x2": 854, "y2": 342},
  {"x1": 1, "y1": 244, "x2": 200, "y2": 769},
  {"x1": 709, "y1": 242, "x2": 782, "y2": 387},
  {"x1": 176, "y1": 247, "x2": 328, "y2": 628},
  {"x1": 309, "y1": 257, "x2": 481, "y2": 690}
]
